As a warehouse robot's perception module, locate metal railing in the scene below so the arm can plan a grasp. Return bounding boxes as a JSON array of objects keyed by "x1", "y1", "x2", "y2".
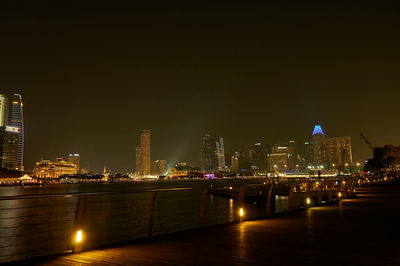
[{"x1": 0, "y1": 176, "x2": 359, "y2": 263}]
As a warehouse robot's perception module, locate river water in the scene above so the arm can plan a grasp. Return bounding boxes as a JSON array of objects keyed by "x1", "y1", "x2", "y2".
[{"x1": 0, "y1": 178, "x2": 289, "y2": 263}]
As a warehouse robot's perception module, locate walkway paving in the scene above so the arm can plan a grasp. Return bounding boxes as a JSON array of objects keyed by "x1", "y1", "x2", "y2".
[{"x1": 36, "y1": 184, "x2": 400, "y2": 265}]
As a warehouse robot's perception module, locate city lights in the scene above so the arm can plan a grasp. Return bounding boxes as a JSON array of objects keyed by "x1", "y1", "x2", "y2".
[{"x1": 239, "y1": 208, "x2": 244, "y2": 217}]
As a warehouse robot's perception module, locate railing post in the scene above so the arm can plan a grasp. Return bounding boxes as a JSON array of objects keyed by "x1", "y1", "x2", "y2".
[
  {"x1": 73, "y1": 196, "x2": 81, "y2": 232},
  {"x1": 148, "y1": 191, "x2": 158, "y2": 239},
  {"x1": 200, "y1": 189, "x2": 208, "y2": 228},
  {"x1": 329, "y1": 181, "x2": 333, "y2": 203},
  {"x1": 72, "y1": 195, "x2": 88, "y2": 253},
  {"x1": 266, "y1": 185, "x2": 274, "y2": 217},
  {"x1": 288, "y1": 185, "x2": 294, "y2": 211}
]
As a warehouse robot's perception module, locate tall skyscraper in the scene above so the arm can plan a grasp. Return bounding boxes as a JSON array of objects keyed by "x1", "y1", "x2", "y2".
[
  {"x1": 312, "y1": 125, "x2": 325, "y2": 167},
  {"x1": 135, "y1": 146, "x2": 143, "y2": 176},
  {"x1": 201, "y1": 134, "x2": 217, "y2": 172},
  {"x1": 309, "y1": 125, "x2": 353, "y2": 171},
  {"x1": 135, "y1": 130, "x2": 151, "y2": 176},
  {"x1": 252, "y1": 142, "x2": 266, "y2": 172},
  {"x1": 0, "y1": 95, "x2": 8, "y2": 127},
  {"x1": 10, "y1": 94, "x2": 24, "y2": 170},
  {"x1": 215, "y1": 137, "x2": 226, "y2": 170},
  {"x1": 0, "y1": 126, "x2": 19, "y2": 170}
]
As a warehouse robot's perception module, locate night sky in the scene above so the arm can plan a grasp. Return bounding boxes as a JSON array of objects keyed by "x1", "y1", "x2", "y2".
[{"x1": 1, "y1": 1, "x2": 399, "y2": 172}]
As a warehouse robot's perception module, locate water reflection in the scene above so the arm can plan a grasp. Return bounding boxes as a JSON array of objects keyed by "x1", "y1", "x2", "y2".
[{"x1": 229, "y1": 199, "x2": 234, "y2": 222}]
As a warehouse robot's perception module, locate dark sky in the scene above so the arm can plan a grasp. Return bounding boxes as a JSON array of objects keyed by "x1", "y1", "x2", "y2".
[{"x1": 1, "y1": 1, "x2": 399, "y2": 172}]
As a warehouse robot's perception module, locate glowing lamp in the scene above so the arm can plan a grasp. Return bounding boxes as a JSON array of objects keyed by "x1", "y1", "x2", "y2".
[
  {"x1": 75, "y1": 230, "x2": 83, "y2": 243},
  {"x1": 239, "y1": 208, "x2": 244, "y2": 217}
]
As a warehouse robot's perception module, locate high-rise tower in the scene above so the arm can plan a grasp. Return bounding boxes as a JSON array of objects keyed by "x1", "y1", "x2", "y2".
[
  {"x1": 216, "y1": 137, "x2": 226, "y2": 170},
  {"x1": 0, "y1": 95, "x2": 8, "y2": 127},
  {"x1": 201, "y1": 134, "x2": 217, "y2": 172},
  {"x1": 10, "y1": 94, "x2": 24, "y2": 170},
  {"x1": 312, "y1": 125, "x2": 325, "y2": 167},
  {"x1": 140, "y1": 130, "x2": 151, "y2": 176}
]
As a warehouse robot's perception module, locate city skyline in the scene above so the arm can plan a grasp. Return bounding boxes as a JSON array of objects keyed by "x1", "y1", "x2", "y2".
[{"x1": 1, "y1": 1, "x2": 399, "y2": 172}]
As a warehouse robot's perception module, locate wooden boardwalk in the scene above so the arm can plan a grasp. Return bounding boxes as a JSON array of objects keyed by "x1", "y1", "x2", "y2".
[{"x1": 35, "y1": 184, "x2": 400, "y2": 265}]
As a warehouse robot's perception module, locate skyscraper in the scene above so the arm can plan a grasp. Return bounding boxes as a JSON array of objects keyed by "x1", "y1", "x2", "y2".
[
  {"x1": 215, "y1": 137, "x2": 226, "y2": 170},
  {"x1": 252, "y1": 142, "x2": 266, "y2": 172},
  {"x1": 312, "y1": 125, "x2": 325, "y2": 167},
  {"x1": 201, "y1": 134, "x2": 217, "y2": 172},
  {"x1": 135, "y1": 146, "x2": 143, "y2": 176},
  {"x1": 0, "y1": 126, "x2": 19, "y2": 170},
  {"x1": 10, "y1": 94, "x2": 24, "y2": 170},
  {"x1": 0, "y1": 95, "x2": 8, "y2": 127},
  {"x1": 135, "y1": 130, "x2": 151, "y2": 176},
  {"x1": 309, "y1": 125, "x2": 353, "y2": 171}
]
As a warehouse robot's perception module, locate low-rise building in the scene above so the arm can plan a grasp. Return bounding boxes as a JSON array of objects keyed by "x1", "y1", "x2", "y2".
[{"x1": 33, "y1": 159, "x2": 78, "y2": 178}]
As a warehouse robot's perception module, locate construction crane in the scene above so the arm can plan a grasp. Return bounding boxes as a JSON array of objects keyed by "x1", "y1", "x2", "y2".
[{"x1": 360, "y1": 133, "x2": 374, "y2": 151}]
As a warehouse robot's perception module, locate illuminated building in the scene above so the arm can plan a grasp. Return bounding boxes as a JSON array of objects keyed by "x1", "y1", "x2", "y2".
[
  {"x1": 0, "y1": 126, "x2": 19, "y2": 170},
  {"x1": 268, "y1": 151, "x2": 290, "y2": 172},
  {"x1": 68, "y1": 154, "x2": 80, "y2": 171},
  {"x1": 10, "y1": 94, "x2": 24, "y2": 171},
  {"x1": 0, "y1": 95, "x2": 8, "y2": 127},
  {"x1": 268, "y1": 142, "x2": 299, "y2": 172},
  {"x1": 308, "y1": 125, "x2": 353, "y2": 171},
  {"x1": 250, "y1": 142, "x2": 266, "y2": 173},
  {"x1": 304, "y1": 141, "x2": 314, "y2": 167},
  {"x1": 322, "y1": 137, "x2": 353, "y2": 170},
  {"x1": 136, "y1": 130, "x2": 151, "y2": 176},
  {"x1": 312, "y1": 125, "x2": 325, "y2": 167},
  {"x1": 216, "y1": 137, "x2": 226, "y2": 170},
  {"x1": 231, "y1": 150, "x2": 250, "y2": 174},
  {"x1": 135, "y1": 146, "x2": 143, "y2": 176},
  {"x1": 231, "y1": 154, "x2": 239, "y2": 173},
  {"x1": 166, "y1": 163, "x2": 202, "y2": 179},
  {"x1": 201, "y1": 134, "x2": 217, "y2": 172},
  {"x1": 33, "y1": 159, "x2": 78, "y2": 178}
]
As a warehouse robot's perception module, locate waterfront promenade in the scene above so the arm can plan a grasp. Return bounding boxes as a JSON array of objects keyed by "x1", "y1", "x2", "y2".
[{"x1": 35, "y1": 184, "x2": 400, "y2": 265}]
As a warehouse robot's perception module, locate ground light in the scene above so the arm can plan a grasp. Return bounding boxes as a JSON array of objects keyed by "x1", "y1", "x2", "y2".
[
  {"x1": 75, "y1": 230, "x2": 83, "y2": 243},
  {"x1": 338, "y1": 192, "x2": 342, "y2": 198},
  {"x1": 306, "y1": 197, "x2": 310, "y2": 206},
  {"x1": 239, "y1": 208, "x2": 244, "y2": 217}
]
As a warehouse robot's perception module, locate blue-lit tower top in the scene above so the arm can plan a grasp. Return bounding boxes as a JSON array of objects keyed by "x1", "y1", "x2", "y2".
[{"x1": 312, "y1": 125, "x2": 325, "y2": 136}]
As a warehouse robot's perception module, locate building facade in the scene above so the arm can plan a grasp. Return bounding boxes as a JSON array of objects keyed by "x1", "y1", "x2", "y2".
[
  {"x1": 136, "y1": 130, "x2": 151, "y2": 176},
  {"x1": 0, "y1": 126, "x2": 19, "y2": 170},
  {"x1": 308, "y1": 125, "x2": 353, "y2": 171},
  {"x1": 201, "y1": 134, "x2": 217, "y2": 172},
  {"x1": 250, "y1": 142, "x2": 266, "y2": 173},
  {"x1": 33, "y1": 159, "x2": 78, "y2": 178},
  {"x1": 10, "y1": 94, "x2": 24, "y2": 170},
  {"x1": 0, "y1": 93, "x2": 24, "y2": 171},
  {"x1": 216, "y1": 137, "x2": 226, "y2": 170},
  {"x1": 135, "y1": 146, "x2": 143, "y2": 176},
  {"x1": 68, "y1": 154, "x2": 80, "y2": 171},
  {"x1": 0, "y1": 95, "x2": 8, "y2": 127}
]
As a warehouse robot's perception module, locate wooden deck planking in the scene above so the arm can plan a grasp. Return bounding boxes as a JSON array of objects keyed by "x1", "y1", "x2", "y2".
[{"x1": 34, "y1": 184, "x2": 400, "y2": 265}]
